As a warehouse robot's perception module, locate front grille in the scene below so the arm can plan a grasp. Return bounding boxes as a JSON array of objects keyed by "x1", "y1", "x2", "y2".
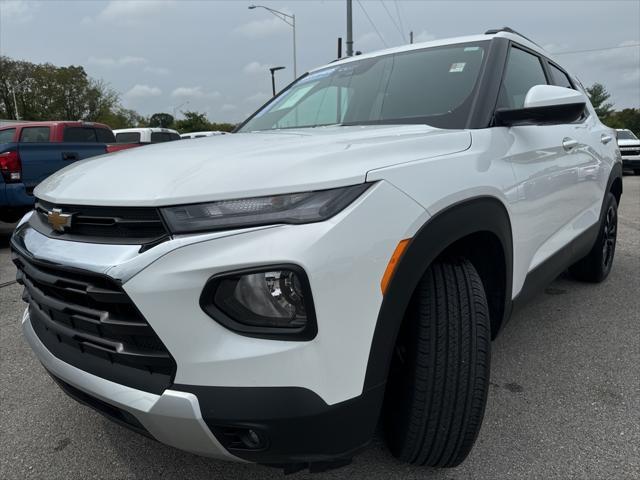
[
  {"x1": 620, "y1": 149, "x2": 640, "y2": 156},
  {"x1": 31, "y1": 199, "x2": 169, "y2": 246},
  {"x1": 13, "y1": 249, "x2": 176, "y2": 394}
]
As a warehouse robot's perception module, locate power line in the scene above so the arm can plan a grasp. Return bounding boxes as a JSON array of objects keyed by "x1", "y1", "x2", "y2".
[
  {"x1": 356, "y1": 0, "x2": 388, "y2": 48},
  {"x1": 393, "y1": 0, "x2": 406, "y2": 39},
  {"x1": 553, "y1": 43, "x2": 640, "y2": 56},
  {"x1": 380, "y1": 0, "x2": 406, "y2": 43}
]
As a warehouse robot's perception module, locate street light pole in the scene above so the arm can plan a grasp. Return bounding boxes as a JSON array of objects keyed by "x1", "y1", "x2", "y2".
[
  {"x1": 10, "y1": 79, "x2": 29, "y2": 121},
  {"x1": 269, "y1": 66, "x2": 286, "y2": 96},
  {"x1": 248, "y1": 5, "x2": 297, "y2": 80}
]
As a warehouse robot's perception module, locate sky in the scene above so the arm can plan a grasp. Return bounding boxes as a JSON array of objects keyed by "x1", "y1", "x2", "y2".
[{"x1": 1, "y1": 0, "x2": 639, "y2": 123}]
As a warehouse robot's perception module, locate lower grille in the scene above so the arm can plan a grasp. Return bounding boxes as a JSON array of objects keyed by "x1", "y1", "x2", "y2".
[
  {"x1": 621, "y1": 149, "x2": 640, "y2": 156},
  {"x1": 47, "y1": 371, "x2": 152, "y2": 438},
  {"x1": 13, "y1": 249, "x2": 176, "y2": 394}
]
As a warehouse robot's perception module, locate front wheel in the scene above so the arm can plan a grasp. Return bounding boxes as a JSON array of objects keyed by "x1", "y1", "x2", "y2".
[
  {"x1": 383, "y1": 257, "x2": 491, "y2": 467},
  {"x1": 569, "y1": 192, "x2": 618, "y2": 283}
]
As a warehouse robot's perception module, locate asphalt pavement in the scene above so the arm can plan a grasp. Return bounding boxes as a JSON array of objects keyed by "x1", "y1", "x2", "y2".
[{"x1": 1, "y1": 177, "x2": 638, "y2": 479}]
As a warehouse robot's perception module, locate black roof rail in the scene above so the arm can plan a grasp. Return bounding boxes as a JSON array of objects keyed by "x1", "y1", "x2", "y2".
[{"x1": 484, "y1": 27, "x2": 542, "y2": 48}]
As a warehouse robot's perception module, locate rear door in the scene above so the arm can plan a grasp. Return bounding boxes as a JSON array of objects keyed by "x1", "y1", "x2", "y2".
[
  {"x1": 18, "y1": 124, "x2": 108, "y2": 189},
  {"x1": 498, "y1": 45, "x2": 602, "y2": 284}
]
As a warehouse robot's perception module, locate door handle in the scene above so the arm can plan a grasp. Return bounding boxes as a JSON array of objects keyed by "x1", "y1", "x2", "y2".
[
  {"x1": 562, "y1": 138, "x2": 578, "y2": 151},
  {"x1": 601, "y1": 134, "x2": 613, "y2": 144},
  {"x1": 62, "y1": 152, "x2": 79, "y2": 161}
]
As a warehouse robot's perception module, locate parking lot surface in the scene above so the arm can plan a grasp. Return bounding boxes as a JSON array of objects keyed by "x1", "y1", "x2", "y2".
[{"x1": 1, "y1": 176, "x2": 638, "y2": 480}]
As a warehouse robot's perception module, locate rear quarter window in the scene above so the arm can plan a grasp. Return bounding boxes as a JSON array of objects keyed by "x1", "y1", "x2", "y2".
[
  {"x1": 150, "y1": 132, "x2": 180, "y2": 143},
  {"x1": 0, "y1": 128, "x2": 16, "y2": 144},
  {"x1": 116, "y1": 132, "x2": 141, "y2": 143},
  {"x1": 20, "y1": 126, "x2": 51, "y2": 142},
  {"x1": 63, "y1": 127, "x2": 98, "y2": 142}
]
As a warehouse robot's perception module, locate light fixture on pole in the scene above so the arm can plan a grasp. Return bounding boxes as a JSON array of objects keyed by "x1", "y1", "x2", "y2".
[
  {"x1": 172, "y1": 101, "x2": 190, "y2": 120},
  {"x1": 248, "y1": 5, "x2": 297, "y2": 80},
  {"x1": 269, "y1": 66, "x2": 286, "y2": 96}
]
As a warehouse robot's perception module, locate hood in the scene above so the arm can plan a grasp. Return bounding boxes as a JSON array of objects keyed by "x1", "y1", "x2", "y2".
[{"x1": 35, "y1": 125, "x2": 470, "y2": 207}]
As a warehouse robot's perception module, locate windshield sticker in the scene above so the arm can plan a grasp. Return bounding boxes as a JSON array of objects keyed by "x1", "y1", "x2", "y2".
[
  {"x1": 449, "y1": 62, "x2": 466, "y2": 73},
  {"x1": 464, "y1": 46, "x2": 480, "y2": 52}
]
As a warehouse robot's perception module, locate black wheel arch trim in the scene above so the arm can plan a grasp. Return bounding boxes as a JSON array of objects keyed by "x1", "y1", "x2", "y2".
[{"x1": 363, "y1": 195, "x2": 514, "y2": 391}]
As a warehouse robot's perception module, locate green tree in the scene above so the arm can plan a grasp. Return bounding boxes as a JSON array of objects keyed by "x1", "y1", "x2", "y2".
[
  {"x1": 210, "y1": 122, "x2": 236, "y2": 132},
  {"x1": 175, "y1": 111, "x2": 211, "y2": 133},
  {"x1": 604, "y1": 108, "x2": 640, "y2": 137},
  {"x1": 0, "y1": 55, "x2": 119, "y2": 121},
  {"x1": 586, "y1": 83, "x2": 614, "y2": 119},
  {"x1": 96, "y1": 107, "x2": 147, "y2": 130},
  {"x1": 148, "y1": 113, "x2": 175, "y2": 128}
]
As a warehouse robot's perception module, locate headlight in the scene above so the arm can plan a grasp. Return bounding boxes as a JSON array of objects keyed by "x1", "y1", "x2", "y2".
[
  {"x1": 161, "y1": 184, "x2": 370, "y2": 234},
  {"x1": 200, "y1": 265, "x2": 317, "y2": 340}
]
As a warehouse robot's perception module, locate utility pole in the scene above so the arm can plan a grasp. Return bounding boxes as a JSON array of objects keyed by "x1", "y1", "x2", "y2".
[
  {"x1": 11, "y1": 87, "x2": 20, "y2": 121},
  {"x1": 346, "y1": 0, "x2": 353, "y2": 56}
]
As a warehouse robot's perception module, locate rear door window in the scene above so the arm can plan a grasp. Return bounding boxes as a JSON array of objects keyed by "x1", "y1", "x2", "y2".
[
  {"x1": 116, "y1": 132, "x2": 141, "y2": 143},
  {"x1": 96, "y1": 128, "x2": 116, "y2": 143},
  {"x1": 63, "y1": 127, "x2": 98, "y2": 142},
  {"x1": 0, "y1": 128, "x2": 17, "y2": 144},
  {"x1": 20, "y1": 126, "x2": 51, "y2": 142},
  {"x1": 497, "y1": 47, "x2": 548, "y2": 109}
]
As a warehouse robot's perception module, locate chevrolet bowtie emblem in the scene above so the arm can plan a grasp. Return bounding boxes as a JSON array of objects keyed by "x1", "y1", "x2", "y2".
[{"x1": 47, "y1": 208, "x2": 73, "y2": 232}]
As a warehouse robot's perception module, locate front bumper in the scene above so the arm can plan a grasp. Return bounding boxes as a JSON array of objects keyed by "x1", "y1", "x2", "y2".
[
  {"x1": 13, "y1": 181, "x2": 428, "y2": 464},
  {"x1": 21, "y1": 309, "x2": 240, "y2": 461},
  {"x1": 621, "y1": 154, "x2": 640, "y2": 169}
]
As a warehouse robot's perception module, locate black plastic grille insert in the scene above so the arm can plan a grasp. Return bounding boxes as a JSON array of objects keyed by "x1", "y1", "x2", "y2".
[{"x1": 13, "y1": 250, "x2": 176, "y2": 394}]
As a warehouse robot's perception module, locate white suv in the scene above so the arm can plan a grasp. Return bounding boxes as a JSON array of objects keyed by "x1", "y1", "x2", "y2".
[
  {"x1": 616, "y1": 128, "x2": 640, "y2": 174},
  {"x1": 11, "y1": 28, "x2": 622, "y2": 472}
]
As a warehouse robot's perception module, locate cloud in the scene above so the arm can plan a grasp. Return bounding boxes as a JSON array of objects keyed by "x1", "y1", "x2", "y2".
[
  {"x1": 243, "y1": 61, "x2": 270, "y2": 75},
  {"x1": 244, "y1": 92, "x2": 270, "y2": 104},
  {"x1": 558, "y1": 40, "x2": 640, "y2": 108},
  {"x1": 221, "y1": 104, "x2": 238, "y2": 112},
  {"x1": 235, "y1": 13, "x2": 290, "y2": 38},
  {"x1": 88, "y1": 56, "x2": 149, "y2": 68},
  {"x1": 94, "y1": 0, "x2": 176, "y2": 25},
  {"x1": 171, "y1": 86, "x2": 221, "y2": 99},
  {"x1": 356, "y1": 32, "x2": 385, "y2": 52},
  {"x1": 1, "y1": 0, "x2": 39, "y2": 23},
  {"x1": 124, "y1": 84, "x2": 162, "y2": 98},
  {"x1": 413, "y1": 30, "x2": 436, "y2": 43},
  {"x1": 144, "y1": 66, "x2": 170, "y2": 75}
]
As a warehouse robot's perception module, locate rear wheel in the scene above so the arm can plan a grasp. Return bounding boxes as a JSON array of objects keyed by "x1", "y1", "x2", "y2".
[
  {"x1": 569, "y1": 192, "x2": 618, "y2": 283},
  {"x1": 383, "y1": 257, "x2": 490, "y2": 467}
]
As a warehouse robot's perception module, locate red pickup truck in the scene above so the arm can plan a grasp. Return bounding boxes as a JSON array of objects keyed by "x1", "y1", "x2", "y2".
[
  {"x1": 0, "y1": 121, "x2": 136, "y2": 153},
  {"x1": 0, "y1": 121, "x2": 138, "y2": 222}
]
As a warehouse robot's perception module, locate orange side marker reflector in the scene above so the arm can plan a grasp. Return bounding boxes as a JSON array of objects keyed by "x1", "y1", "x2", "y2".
[{"x1": 381, "y1": 238, "x2": 411, "y2": 295}]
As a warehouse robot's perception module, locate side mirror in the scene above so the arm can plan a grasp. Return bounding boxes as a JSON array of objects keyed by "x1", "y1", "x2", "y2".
[{"x1": 494, "y1": 85, "x2": 586, "y2": 126}]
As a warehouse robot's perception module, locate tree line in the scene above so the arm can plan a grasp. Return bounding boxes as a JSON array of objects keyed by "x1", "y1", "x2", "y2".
[
  {"x1": 0, "y1": 56, "x2": 637, "y2": 136},
  {"x1": 586, "y1": 83, "x2": 639, "y2": 137},
  {"x1": 0, "y1": 56, "x2": 235, "y2": 132}
]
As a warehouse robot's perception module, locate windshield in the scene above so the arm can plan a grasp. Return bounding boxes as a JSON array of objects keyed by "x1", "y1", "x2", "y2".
[
  {"x1": 617, "y1": 130, "x2": 638, "y2": 140},
  {"x1": 239, "y1": 42, "x2": 488, "y2": 132}
]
